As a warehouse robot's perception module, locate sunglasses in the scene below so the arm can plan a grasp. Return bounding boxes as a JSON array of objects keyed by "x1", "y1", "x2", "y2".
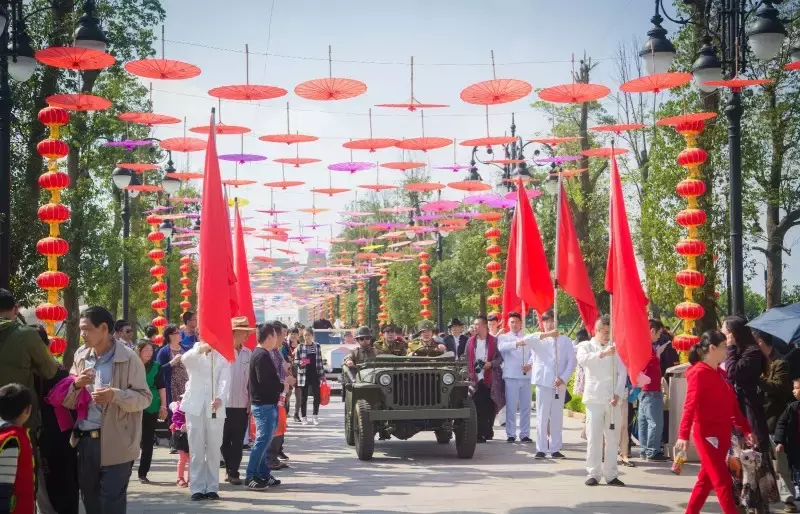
[{"x1": 357, "y1": 337, "x2": 371, "y2": 341}]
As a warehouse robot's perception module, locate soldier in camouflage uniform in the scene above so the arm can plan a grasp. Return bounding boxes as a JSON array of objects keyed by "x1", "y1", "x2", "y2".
[
  {"x1": 376, "y1": 324, "x2": 408, "y2": 356},
  {"x1": 409, "y1": 320, "x2": 449, "y2": 357},
  {"x1": 343, "y1": 326, "x2": 379, "y2": 368}
]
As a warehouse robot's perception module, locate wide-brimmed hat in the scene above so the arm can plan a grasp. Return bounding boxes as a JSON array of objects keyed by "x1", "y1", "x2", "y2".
[
  {"x1": 448, "y1": 318, "x2": 463, "y2": 328},
  {"x1": 355, "y1": 326, "x2": 373, "y2": 340},
  {"x1": 231, "y1": 316, "x2": 256, "y2": 332}
]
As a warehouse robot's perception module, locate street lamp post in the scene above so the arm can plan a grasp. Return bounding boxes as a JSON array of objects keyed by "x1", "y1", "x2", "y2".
[
  {"x1": 645, "y1": 0, "x2": 797, "y2": 316},
  {"x1": 469, "y1": 113, "x2": 535, "y2": 192},
  {"x1": 111, "y1": 167, "x2": 140, "y2": 320}
]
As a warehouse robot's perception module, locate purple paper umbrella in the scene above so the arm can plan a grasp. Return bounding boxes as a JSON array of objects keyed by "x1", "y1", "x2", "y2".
[
  {"x1": 104, "y1": 139, "x2": 152, "y2": 151},
  {"x1": 339, "y1": 221, "x2": 367, "y2": 227},
  {"x1": 170, "y1": 240, "x2": 194, "y2": 247},
  {"x1": 184, "y1": 213, "x2": 201, "y2": 219},
  {"x1": 143, "y1": 205, "x2": 173, "y2": 214},
  {"x1": 289, "y1": 236, "x2": 311, "y2": 242},
  {"x1": 372, "y1": 222, "x2": 403, "y2": 230},
  {"x1": 452, "y1": 211, "x2": 480, "y2": 219},
  {"x1": 304, "y1": 223, "x2": 329, "y2": 230},
  {"x1": 413, "y1": 214, "x2": 442, "y2": 222},
  {"x1": 351, "y1": 238, "x2": 371, "y2": 244},
  {"x1": 463, "y1": 194, "x2": 501, "y2": 205},
  {"x1": 487, "y1": 198, "x2": 516, "y2": 209},
  {"x1": 327, "y1": 162, "x2": 375, "y2": 174},
  {"x1": 219, "y1": 153, "x2": 268, "y2": 164},
  {"x1": 505, "y1": 189, "x2": 542, "y2": 200},
  {"x1": 534, "y1": 155, "x2": 582, "y2": 164},
  {"x1": 433, "y1": 164, "x2": 471, "y2": 172},
  {"x1": 306, "y1": 248, "x2": 326, "y2": 255}
]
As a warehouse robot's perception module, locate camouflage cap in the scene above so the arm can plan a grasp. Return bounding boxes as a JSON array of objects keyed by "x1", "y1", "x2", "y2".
[{"x1": 417, "y1": 319, "x2": 436, "y2": 331}]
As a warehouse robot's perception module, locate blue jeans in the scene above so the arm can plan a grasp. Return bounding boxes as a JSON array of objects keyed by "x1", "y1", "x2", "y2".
[
  {"x1": 246, "y1": 404, "x2": 277, "y2": 481},
  {"x1": 638, "y1": 391, "x2": 664, "y2": 458}
]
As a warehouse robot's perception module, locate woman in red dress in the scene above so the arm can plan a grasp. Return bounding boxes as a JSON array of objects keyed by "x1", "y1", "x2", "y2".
[{"x1": 677, "y1": 330, "x2": 753, "y2": 514}]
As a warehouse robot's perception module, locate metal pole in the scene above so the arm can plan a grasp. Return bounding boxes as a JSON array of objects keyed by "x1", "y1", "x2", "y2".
[
  {"x1": 121, "y1": 189, "x2": 130, "y2": 320},
  {"x1": 0, "y1": 4, "x2": 11, "y2": 290},
  {"x1": 165, "y1": 237, "x2": 171, "y2": 323},
  {"x1": 553, "y1": 172, "x2": 562, "y2": 400},
  {"x1": 727, "y1": 91, "x2": 745, "y2": 316}
]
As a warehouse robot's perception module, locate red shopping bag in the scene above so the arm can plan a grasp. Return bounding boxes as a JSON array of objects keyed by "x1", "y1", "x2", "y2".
[{"x1": 320, "y1": 381, "x2": 331, "y2": 406}]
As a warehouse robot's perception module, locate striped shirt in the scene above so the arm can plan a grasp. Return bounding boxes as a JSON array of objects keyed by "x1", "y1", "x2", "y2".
[{"x1": 227, "y1": 347, "x2": 252, "y2": 409}]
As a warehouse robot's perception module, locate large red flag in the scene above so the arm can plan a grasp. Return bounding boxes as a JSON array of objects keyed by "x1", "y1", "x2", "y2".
[
  {"x1": 605, "y1": 155, "x2": 650, "y2": 383},
  {"x1": 557, "y1": 183, "x2": 599, "y2": 334},
  {"x1": 233, "y1": 203, "x2": 257, "y2": 350},
  {"x1": 513, "y1": 179, "x2": 554, "y2": 315},
  {"x1": 196, "y1": 112, "x2": 236, "y2": 362},
  {"x1": 501, "y1": 213, "x2": 521, "y2": 325},
  {"x1": 222, "y1": 188, "x2": 239, "y2": 317}
]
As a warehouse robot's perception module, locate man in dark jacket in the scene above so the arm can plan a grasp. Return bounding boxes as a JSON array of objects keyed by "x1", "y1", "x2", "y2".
[
  {"x1": 444, "y1": 318, "x2": 469, "y2": 358},
  {"x1": 755, "y1": 329, "x2": 797, "y2": 512}
]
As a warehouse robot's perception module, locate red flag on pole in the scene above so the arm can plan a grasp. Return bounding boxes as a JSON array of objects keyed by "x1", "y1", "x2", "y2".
[
  {"x1": 605, "y1": 155, "x2": 650, "y2": 382},
  {"x1": 513, "y1": 179, "x2": 554, "y2": 315},
  {"x1": 557, "y1": 183, "x2": 599, "y2": 334},
  {"x1": 233, "y1": 202, "x2": 257, "y2": 350},
  {"x1": 501, "y1": 214, "x2": 521, "y2": 325},
  {"x1": 196, "y1": 110, "x2": 236, "y2": 362},
  {"x1": 221, "y1": 188, "x2": 239, "y2": 317}
]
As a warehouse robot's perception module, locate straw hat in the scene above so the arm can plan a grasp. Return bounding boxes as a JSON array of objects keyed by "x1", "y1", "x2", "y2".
[{"x1": 231, "y1": 316, "x2": 256, "y2": 332}]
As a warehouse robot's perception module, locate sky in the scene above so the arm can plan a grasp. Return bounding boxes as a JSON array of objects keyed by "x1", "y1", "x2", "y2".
[{"x1": 142, "y1": 0, "x2": 797, "y2": 304}]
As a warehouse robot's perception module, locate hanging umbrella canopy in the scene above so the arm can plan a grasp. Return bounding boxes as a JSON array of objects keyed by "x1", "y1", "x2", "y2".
[
  {"x1": 460, "y1": 136, "x2": 516, "y2": 147},
  {"x1": 125, "y1": 58, "x2": 201, "y2": 80},
  {"x1": 487, "y1": 159, "x2": 525, "y2": 165},
  {"x1": 343, "y1": 138, "x2": 399, "y2": 152},
  {"x1": 395, "y1": 137, "x2": 452, "y2": 152},
  {"x1": 463, "y1": 193, "x2": 500, "y2": 205},
  {"x1": 167, "y1": 172, "x2": 204, "y2": 181},
  {"x1": 328, "y1": 162, "x2": 375, "y2": 174},
  {"x1": 36, "y1": 47, "x2": 115, "y2": 70},
  {"x1": 47, "y1": 93, "x2": 111, "y2": 111},
  {"x1": 590, "y1": 123, "x2": 646, "y2": 134},
  {"x1": 380, "y1": 161, "x2": 425, "y2": 171},
  {"x1": 340, "y1": 211, "x2": 374, "y2": 217},
  {"x1": 656, "y1": 112, "x2": 717, "y2": 127},
  {"x1": 117, "y1": 162, "x2": 159, "y2": 173},
  {"x1": 460, "y1": 79, "x2": 532, "y2": 105},
  {"x1": 263, "y1": 180, "x2": 305, "y2": 190},
  {"x1": 422, "y1": 200, "x2": 460, "y2": 213},
  {"x1": 311, "y1": 187, "x2": 351, "y2": 197},
  {"x1": 221, "y1": 179, "x2": 257, "y2": 186},
  {"x1": 359, "y1": 184, "x2": 397, "y2": 192},
  {"x1": 260, "y1": 133, "x2": 318, "y2": 144},
  {"x1": 190, "y1": 123, "x2": 251, "y2": 135},
  {"x1": 538, "y1": 83, "x2": 610, "y2": 103},
  {"x1": 448, "y1": 181, "x2": 492, "y2": 192},
  {"x1": 160, "y1": 137, "x2": 206, "y2": 152},
  {"x1": 209, "y1": 84, "x2": 288, "y2": 101},
  {"x1": 581, "y1": 147, "x2": 630, "y2": 158},
  {"x1": 219, "y1": 153, "x2": 267, "y2": 163},
  {"x1": 433, "y1": 164, "x2": 470, "y2": 172},
  {"x1": 701, "y1": 78, "x2": 773, "y2": 91},
  {"x1": 104, "y1": 140, "x2": 152, "y2": 151},
  {"x1": 620, "y1": 72, "x2": 692, "y2": 93},
  {"x1": 273, "y1": 157, "x2": 321, "y2": 167},
  {"x1": 405, "y1": 183, "x2": 445, "y2": 193},
  {"x1": 379, "y1": 206, "x2": 415, "y2": 214},
  {"x1": 295, "y1": 77, "x2": 367, "y2": 101},
  {"x1": 119, "y1": 112, "x2": 181, "y2": 126},
  {"x1": 748, "y1": 303, "x2": 800, "y2": 344}
]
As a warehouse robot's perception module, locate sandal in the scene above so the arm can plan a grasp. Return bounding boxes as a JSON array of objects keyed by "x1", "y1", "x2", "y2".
[
  {"x1": 619, "y1": 459, "x2": 636, "y2": 468},
  {"x1": 177, "y1": 478, "x2": 188, "y2": 488}
]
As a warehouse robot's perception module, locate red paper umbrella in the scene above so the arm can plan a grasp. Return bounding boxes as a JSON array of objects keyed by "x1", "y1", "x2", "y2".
[
  {"x1": 257, "y1": 209, "x2": 288, "y2": 215},
  {"x1": 656, "y1": 112, "x2": 717, "y2": 127},
  {"x1": 476, "y1": 211, "x2": 503, "y2": 222},
  {"x1": 538, "y1": 83, "x2": 610, "y2": 103},
  {"x1": 166, "y1": 172, "x2": 204, "y2": 180},
  {"x1": 359, "y1": 184, "x2": 397, "y2": 192},
  {"x1": 380, "y1": 161, "x2": 425, "y2": 171},
  {"x1": 487, "y1": 159, "x2": 525, "y2": 165},
  {"x1": 221, "y1": 179, "x2": 257, "y2": 186},
  {"x1": 558, "y1": 168, "x2": 588, "y2": 178},
  {"x1": 422, "y1": 200, "x2": 460, "y2": 213},
  {"x1": 380, "y1": 206, "x2": 415, "y2": 214},
  {"x1": 259, "y1": 133, "x2": 318, "y2": 144},
  {"x1": 127, "y1": 184, "x2": 162, "y2": 193},
  {"x1": 404, "y1": 182, "x2": 445, "y2": 193},
  {"x1": 36, "y1": 47, "x2": 115, "y2": 70},
  {"x1": 273, "y1": 157, "x2": 320, "y2": 167},
  {"x1": 277, "y1": 248, "x2": 298, "y2": 255},
  {"x1": 118, "y1": 162, "x2": 159, "y2": 172},
  {"x1": 343, "y1": 138, "x2": 399, "y2": 152},
  {"x1": 460, "y1": 136, "x2": 516, "y2": 147},
  {"x1": 209, "y1": 85, "x2": 288, "y2": 101},
  {"x1": 311, "y1": 187, "x2": 351, "y2": 197},
  {"x1": 504, "y1": 188, "x2": 542, "y2": 200},
  {"x1": 46, "y1": 93, "x2": 111, "y2": 111},
  {"x1": 460, "y1": 79, "x2": 532, "y2": 105},
  {"x1": 376, "y1": 100, "x2": 448, "y2": 111},
  {"x1": 395, "y1": 137, "x2": 453, "y2": 152},
  {"x1": 298, "y1": 207, "x2": 329, "y2": 214},
  {"x1": 786, "y1": 62, "x2": 800, "y2": 71},
  {"x1": 160, "y1": 137, "x2": 207, "y2": 152},
  {"x1": 295, "y1": 78, "x2": 367, "y2": 101},
  {"x1": 125, "y1": 59, "x2": 201, "y2": 80},
  {"x1": 581, "y1": 147, "x2": 630, "y2": 158},
  {"x1": 620, "y1": 72, "x2": 692, "y2": 93},
  {"x1": 190, "y1": 123, "x2": 251, "y2": 135},
  {"x1": 589, "y1": 123, "x2": 647, "y2": 134},
  {"x1": 702, "y1": 78, "x2": 774, "y2": 90},
  {"x1": 448, "y1": 181, "x2": 492, "y2": 192},
  {"x1": 528, "y1": 136, "x2": 582, "y2": 145},
  {"x1": 118, "y1": 112, "x2": 181, "y2": 126},
  {"x1": 263, "y1": 180, "x2": 305, "y2": 190}
]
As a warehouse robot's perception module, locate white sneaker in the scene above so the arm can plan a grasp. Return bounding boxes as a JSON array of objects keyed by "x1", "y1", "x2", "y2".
[
  {"x1": 301, "y1": 417, "x2": 309, "y2": 425},
  {"x1": 312, "y1": 415, "x2": 319, "y2": 425}
]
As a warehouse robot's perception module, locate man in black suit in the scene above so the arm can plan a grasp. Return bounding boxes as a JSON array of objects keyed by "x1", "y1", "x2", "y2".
[{"x1": 444, "y1": 318, "x2": 469, "y2": 358}]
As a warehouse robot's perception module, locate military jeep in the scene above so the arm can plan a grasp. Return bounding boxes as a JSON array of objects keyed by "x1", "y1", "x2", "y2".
[{"x1": 342, "y1": 355, "x2": 476, "y2": 461}]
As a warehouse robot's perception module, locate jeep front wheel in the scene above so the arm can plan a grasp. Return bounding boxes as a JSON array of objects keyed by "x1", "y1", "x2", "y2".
[
  {"x1": 454, "y1": 397, "x2": 477, "y2": 459},
  {"x1": 354, "y1": 399, "x2": 374, "y2": 461},
  {"x1": 435, "y1": 429, "x2": 452, "y2": 444},
  {"x1": 344, "y1": 397, "x2": 355, "y2": 446}
]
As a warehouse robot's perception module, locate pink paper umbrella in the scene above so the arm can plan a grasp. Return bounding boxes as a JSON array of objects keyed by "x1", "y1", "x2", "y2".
[
  {"x1": 534, "y1": 155, "x2": 582, "y2": 164},
  {"x1": 328, "y1": 162, "x2": 375, "y2": 174},
  {"x1": 504, "y1": 189, "x2": 542, "y2": 200},
  {"x1": 464, "y1": 194, "x2": 500, "y2": 205},
  {"x1": 171, "y1": 240, "x2": 194, "y2": 247},
  {"x1": 219, "y1": 153, "x2": 267, "y2": 164},
  {"x1": 452, "y1": 211, "x2": 480, "y2": 219},
  {"x1": 306, "y1": 248, "x2": 327, "y2": 255},
  {"x1": 422, "y1": 200, "x2": 460, "y2": 213},
  {"x1": 488, "y1": 198, "x2": 516, "y2": 209}
]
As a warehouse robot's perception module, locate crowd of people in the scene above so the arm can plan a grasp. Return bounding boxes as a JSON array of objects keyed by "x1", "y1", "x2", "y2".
[{"x1": 2, "y1": 281, "x2": 800, "y2": 513}]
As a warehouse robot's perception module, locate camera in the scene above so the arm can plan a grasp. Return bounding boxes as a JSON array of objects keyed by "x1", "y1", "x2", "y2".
[{"x1": 474, "y1": 359, "x2": 485, "y2": 374}]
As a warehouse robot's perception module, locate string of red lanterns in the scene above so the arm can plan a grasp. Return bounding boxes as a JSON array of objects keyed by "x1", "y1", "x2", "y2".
[
  {"x1": 378, "y1": 268, "x2": 389, "y2": 327},
  {"x1": 357, "y1": 281, "x2": 366, "y2": 326},
  {"x1": 147, "y1": 215, "x2": 168, "y2": 344},
  {"x1": 418, "y1": 251, "x2": 432, "y2": 320},
  {"x1": 35, "y1": 106, "x2": 71, "y2": 358},
  {"x1": 179, "y1": 256, "x2": 193, "y2": 314},
  {"x1": 327, "y1": 296, "x2": 334, "y2": 322},
  {"x1": 481, "y1": 212, "x2": 504, "y2": 317}
]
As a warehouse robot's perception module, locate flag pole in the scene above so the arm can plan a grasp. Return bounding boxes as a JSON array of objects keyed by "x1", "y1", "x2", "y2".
[
  {"x1": 210, "y1": 106, "x2": 217, "y2": 420},
  {"x1": 552, "y1": 170, "x2": 563, "y2": 400},
  {"x1": 609, "y1": 140, "x2": 616, "y2": 431}
]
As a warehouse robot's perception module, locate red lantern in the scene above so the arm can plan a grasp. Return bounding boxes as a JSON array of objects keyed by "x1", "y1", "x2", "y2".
[
  {"x1": 180, "y1": 288, "x2": 192, "y2": 297},
  {"x1": 147, "y1": 231, "x2": 165, "y2": 242},
  {"x1": 675, "y1": 239, "x2": 706, "y2": 257},
  {"x1": 677, "y1": 147, "x2": 708, "y2": 167},
  {"x1": 179, "y1": 264, "x2": 190, "y2": 273},
  {"x1": 419, "y1": 275, "x2": 431, "y2": 284},
  {"x1": 675, "y1": 269, "x2": 706, "y2": 288},
  {"x1": 676, "y1": 209, "x2": 707, "y2": 227},
  {"x1": 675, "y1": 179, "x2": 706, "y2": 197},
  {"x1": 180, "y1": 256, "x2": 191, "y2": 265},
  {"x1": 152, "y1": 316, "x2": 168, "y2": 328},
  {"x1": 36, "y1": 139, "x2": 69, "y2": 160},
  {"x1": 37, "y1": 203, "x2": 70, "y2": 223},
  {"x1": 487, "y1": 278, "x2": 503, "y2": 289},
  {"x1": 35, "y1": 303, "x2": 68, "y2": 323},
  {"x1": 486, "y1": 261, "x2": 502, "y2": 273},
  {"x1": 151, "y1": 299, "x2": 168, "y2": 310},
  {"x1": 48, "y1": 337, "x2": 67, "y2": 356},
  {"x1": 38, "y1": 171, "x2": 71, "y2": 190},
  {"x1": 418, "y1": 262, "x2": 430, "y2": 272},
  {"x1": 672, "y1": 334, "x2": 699, "y2": 352},
  {"x1": 674, "y1": 120, "x2": 705, "y2": 135},
  {"x1": 179, "y1": 301, "x2": 192, "y2": 310},
  {"x1": 153, "y1": 335, "x2": 165, "y2": 346},
  {"x1": 420, "y1": 309, "x2": 432, "y2": 318},
  {"x1": 675, "y1": 301, "x2": 704, "y2": 320},
  {"x1": 150, "y1": 265, "x2": 166, "y2": 277},
  {"x1": 420, "y1": 285, "x2": 431, "y2": 294},
  {"x1": 38, "y1": 106, "x2": 70, "y2": 127},
  {"x1": 151, "y1": 282, "x2": 167, "y2": 293},
  {"x1": 148, "y1": 249, "x2": 166, "y2": 260},
  {"x1": 420, "y1": 298, "x2": 431, "y2": 306},
  {"x1": 180, "y1": 277, "x2": 191, "y2": 286},
  {"x1": 485, "y1": 227, "x2": 501, "y2": 239},
  {"x1": 486, "y1": 244, "x2": 502, "y2": 256},
  {"x1": 418, "y1": 252, "x2": 429, "y2": 260},
  {"x1": 37, "y1": 237, "x2": 69, "y2": 256},
  {"x1": 36, "y1": 271, "x2": 70, "y2": 290},
  {"x1": 487, "y1": 295, "x2": 503, "y2": 306},
  {"x1": 146, "y1": 215, "x2": 162, "y2": 225}
]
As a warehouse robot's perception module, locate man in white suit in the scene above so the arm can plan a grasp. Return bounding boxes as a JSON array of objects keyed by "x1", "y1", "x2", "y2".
[
  {"x1": 171, "y1": 332, "x2": 233, "y2": 501},
  {"x1": 576, "y1": 315, "x2": 627, "y2": 487},
  {"x1": 522, "y1": 310, "x2": 576, "y2": 459}
]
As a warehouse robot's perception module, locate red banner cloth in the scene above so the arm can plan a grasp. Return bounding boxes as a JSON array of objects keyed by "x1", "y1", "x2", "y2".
[
  {"x1": 604, "y1": 155, "x2": 650, "y2": 383},
  {"x1": 233, "y1": 203, "x2": 257, "y2": 350}
]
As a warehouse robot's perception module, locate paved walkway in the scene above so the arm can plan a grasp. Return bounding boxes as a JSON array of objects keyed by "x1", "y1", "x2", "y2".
[{"x1": 125, "y1": 401, "x2": 711, "y2": 513}]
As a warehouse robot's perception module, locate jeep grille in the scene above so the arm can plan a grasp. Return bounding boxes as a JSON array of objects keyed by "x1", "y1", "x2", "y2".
[{"x1": 391, "y1": 372, "x2": 441, "y2": 407}]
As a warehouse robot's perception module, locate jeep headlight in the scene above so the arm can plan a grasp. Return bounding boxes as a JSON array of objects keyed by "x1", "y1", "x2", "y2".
[
  {"x1": 442, "y1": 373, "x2": 455, "y2": 385},
  {"x1": 379, "y1": 374, "x2": 392, "y2": 386}
]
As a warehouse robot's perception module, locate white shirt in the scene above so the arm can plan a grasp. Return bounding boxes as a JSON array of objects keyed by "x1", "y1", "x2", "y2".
[
  {"x1": 497, "y1": 330, "x2": 532, "y2": 380},
  {"x1": 180, "y1": 343, "x2": 232, "y2": 418},
  {"x1": 227, "y1": 346, "x2": 251, "y2": 409},
  {"x1": 524, "y1": 334, "x2": 576, "y2": 390},
  {"x1": 575, "y1": 338, "x2": 627, "y2": 405},
  {"x1": 475, "y1": 337, "x2": 488, "y2": 381}
]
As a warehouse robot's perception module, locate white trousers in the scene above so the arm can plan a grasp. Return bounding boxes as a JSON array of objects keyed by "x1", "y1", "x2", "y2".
[
  {"x1": 585, "y1": 402, "x2": 621, "y2": 482},
  {"x1": 504, "y1": 377, "x2": 531, "y2": 439},
  {"x1": 187, "y1": 413, "x2": 225, "y2": 495},
  {"x1": 535, "y1": 385, "x2": 565, "y2": 454}
]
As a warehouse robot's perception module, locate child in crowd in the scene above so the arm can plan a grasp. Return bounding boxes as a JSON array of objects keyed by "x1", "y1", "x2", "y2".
[
  {"x1": 267, "y1": 393, "x2": 289, "y2": 470},
  {"x1": 775, "y1": 379, "x2": 800, "y2": 496},
  {"x1": 169, "y1": 399, "x2": 190, "y2": 488},
  {"x1": 0, "y1": 383, "x2": 35, "y2": 514}
]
